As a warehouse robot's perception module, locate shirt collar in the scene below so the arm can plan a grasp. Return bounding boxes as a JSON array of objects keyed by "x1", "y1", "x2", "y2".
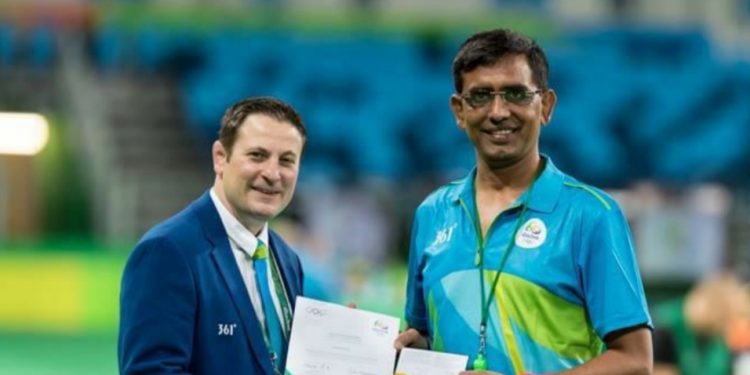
[
  {"x1": 451, "y1": 154, "x2": 564, "y2": 213},
  {"x1": 530, "y1": 155, "x2": 565, "y2": 213},
  {"x1": 210, "y1": 188, "x2": 269, "y2": 256}
]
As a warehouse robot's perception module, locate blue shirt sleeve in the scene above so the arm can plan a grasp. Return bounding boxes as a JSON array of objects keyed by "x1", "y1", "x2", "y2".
[
  {"x1": 577, "y1": 200, "x2": 652, "y2": 340},
  {"x1": 404, "y1": 208, "x2": 429, "y2": 332}
]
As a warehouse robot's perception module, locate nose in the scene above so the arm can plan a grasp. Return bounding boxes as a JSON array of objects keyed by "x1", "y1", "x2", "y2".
[
  {"x1": 260, "y1": 161, "x2": 282, "y2": 183},
  {"x1": 487, "y1": 95, "x2": 511, "y2": 121}
]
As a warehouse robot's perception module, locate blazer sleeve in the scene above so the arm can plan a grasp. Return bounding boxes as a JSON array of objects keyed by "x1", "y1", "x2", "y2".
[{"x1": 118, "y1": 236, "x2": 196, "y2": 374}]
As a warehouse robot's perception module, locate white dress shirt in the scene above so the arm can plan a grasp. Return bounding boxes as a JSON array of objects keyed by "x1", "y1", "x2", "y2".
[{"x1": 210, "y1": 188, "x2": 287, "y2": 335}]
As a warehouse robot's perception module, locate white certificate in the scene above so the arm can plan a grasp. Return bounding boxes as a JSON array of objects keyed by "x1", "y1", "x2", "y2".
[
  {"x1": 284, "y1": 296, "x2": 400, "y2": 375},
  {"x1": 395, "y1": 348, "x2": 468, "y2": 375}
]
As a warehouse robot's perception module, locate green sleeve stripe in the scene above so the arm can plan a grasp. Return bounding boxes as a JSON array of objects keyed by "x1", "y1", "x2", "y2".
[{"x1": 563, "y1": 182, "x2": 611, "y2": 210}]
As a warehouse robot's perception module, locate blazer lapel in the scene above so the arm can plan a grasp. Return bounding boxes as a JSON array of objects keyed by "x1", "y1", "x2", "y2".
[
  {"x1": 268, "y1": 232, "x2": 300, "y2": 310},
  {"x1": 195, "y1": 192, "x2": 276, "y2": 375}
]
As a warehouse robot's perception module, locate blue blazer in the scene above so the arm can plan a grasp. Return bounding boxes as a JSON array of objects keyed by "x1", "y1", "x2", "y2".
[{"x1": 118, "y1": 191, "x2": 304, "y2": 375}]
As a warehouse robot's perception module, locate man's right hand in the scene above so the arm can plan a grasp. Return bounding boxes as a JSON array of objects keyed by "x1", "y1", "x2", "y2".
[{"x1": 394, "y1": 328, "x2": 429, "y2": 350}]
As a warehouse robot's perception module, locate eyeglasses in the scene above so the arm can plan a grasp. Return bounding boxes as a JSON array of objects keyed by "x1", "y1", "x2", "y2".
[{"x1": 459, "y1": 87, "x2": 544, "y2": 108}]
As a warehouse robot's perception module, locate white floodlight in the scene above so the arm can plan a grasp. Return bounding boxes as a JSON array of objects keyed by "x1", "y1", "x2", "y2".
[{"x1": 0, "y1": 112, "x2": 50, "y2": 156}]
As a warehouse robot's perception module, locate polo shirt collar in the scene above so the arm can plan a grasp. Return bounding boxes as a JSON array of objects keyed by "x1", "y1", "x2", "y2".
[
  {"x1": 451, "y1": 154, "x2": 564, "y2": 213},
  {"x1": 530, "y1": 155, "x2": 565, "y2": 213}
]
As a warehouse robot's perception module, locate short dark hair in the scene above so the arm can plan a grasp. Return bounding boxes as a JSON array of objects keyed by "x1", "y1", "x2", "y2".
[
  {"x1": 219, "y1": 97, "x2": 307, "y2": 156},
  {"x1": 452, "y1": 28, "x2": 550, "y2": 93}
]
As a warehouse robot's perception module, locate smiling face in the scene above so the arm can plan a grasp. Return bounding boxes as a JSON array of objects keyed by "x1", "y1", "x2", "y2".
[
  {"x1": 450, "y1": 54, "x2": 556, "y2": 171},
  {"x1": 212, "y1": 113, "x2": 304, "y2": 233}
]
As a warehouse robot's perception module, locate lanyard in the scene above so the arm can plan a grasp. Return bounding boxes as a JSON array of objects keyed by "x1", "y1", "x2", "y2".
[
  {"x1": 267, "y1": 247, "x2": 293, "y2": 335},
  {"x1": 256, "y1": 245, "x2": 294, "y2": 373},
  {"x1": 472, "y1": 179, "x2": 537, "y2": 371}
]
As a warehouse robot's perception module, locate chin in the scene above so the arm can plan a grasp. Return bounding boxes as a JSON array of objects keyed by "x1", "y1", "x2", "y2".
[{"x1": 246, "y1": 206, "x2": 279, "y2": 220}]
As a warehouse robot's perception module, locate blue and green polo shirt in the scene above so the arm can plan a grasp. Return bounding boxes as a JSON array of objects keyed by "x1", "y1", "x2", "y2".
[{"x1": 404, "y1": 156, "x2": 652, "y2": 374}]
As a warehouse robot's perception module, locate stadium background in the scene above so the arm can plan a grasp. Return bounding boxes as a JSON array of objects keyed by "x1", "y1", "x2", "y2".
[{"x1": 1, "y1": 0, "x2": 750, "y2": 373}]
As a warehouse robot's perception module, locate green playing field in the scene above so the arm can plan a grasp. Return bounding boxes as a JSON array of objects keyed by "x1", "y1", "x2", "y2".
[
  {"x1": 0, "y1": 243, "x2": 409, "y2": 375},
  {"x1": 0, "y1": 333, "x2": 117, "y2": 375}
]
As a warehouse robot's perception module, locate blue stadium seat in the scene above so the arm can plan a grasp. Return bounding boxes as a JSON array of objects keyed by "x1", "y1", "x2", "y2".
[
  {"x1": 92, "y1": 25, "x2": 125, "y2": 71},
  {"x1": 168, "y1": 26, "x2": 750, "y2": 184},
  {"x1": 30, "y1": 25, "x2": 56, "y2": 68},
  {"x1": 0, "y1": 23, "x2": 15, "y2": 66}
]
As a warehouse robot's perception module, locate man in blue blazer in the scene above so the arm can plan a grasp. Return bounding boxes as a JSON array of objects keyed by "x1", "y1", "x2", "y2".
[{"x1": 119, "y1": 97, "x2": 307, "y2": 375}]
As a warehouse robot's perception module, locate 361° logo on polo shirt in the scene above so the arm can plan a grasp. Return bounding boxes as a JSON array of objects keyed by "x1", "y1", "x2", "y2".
[
  {"x1": 429, "y1": 224, "x2": 456, "y2": 249},
  {"x1": 515, "y1": 218, "x2": 547, "y2": 249}
]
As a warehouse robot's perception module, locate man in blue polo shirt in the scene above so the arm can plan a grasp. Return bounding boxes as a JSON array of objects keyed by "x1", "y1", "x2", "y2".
[{"x1": 394, "y1": 29, "x2": 653, "y2": 375}]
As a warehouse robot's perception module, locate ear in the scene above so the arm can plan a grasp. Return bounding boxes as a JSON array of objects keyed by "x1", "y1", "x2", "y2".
[
  {"x1": 540, "y1": 89, "x2": 557, "y2": 126},
  {"x1": 212, "y1": 141, "x2": 228, "y2": 177},
  {"x1": 450, "y1": 94, "x2": 466, "y2": 130}
]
